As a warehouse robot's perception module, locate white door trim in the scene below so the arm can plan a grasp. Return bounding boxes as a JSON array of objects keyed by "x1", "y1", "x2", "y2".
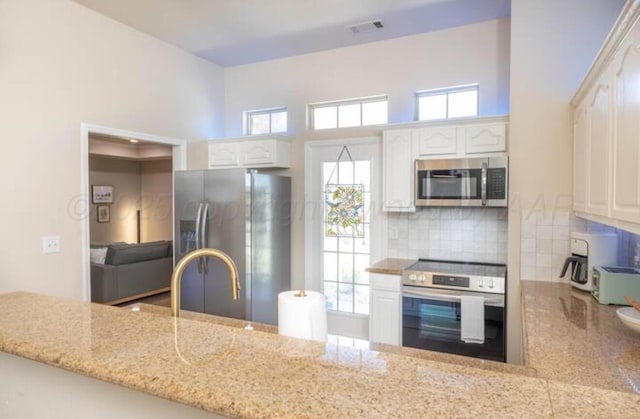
[
  {"x1": 303, "y1": 136, "x2": 387, "y2": 292},
  {"x1": 80, "y1": 123, "x2": 187, "y2": 302}
]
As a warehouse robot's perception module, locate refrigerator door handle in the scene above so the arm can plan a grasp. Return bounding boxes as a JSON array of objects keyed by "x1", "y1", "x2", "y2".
[
  {"x1": 195, "y1": 202, "x2": 203, "y2": 273},
  {"x1": 201, "y1": 203, "x2": 210, "y2": 274}
]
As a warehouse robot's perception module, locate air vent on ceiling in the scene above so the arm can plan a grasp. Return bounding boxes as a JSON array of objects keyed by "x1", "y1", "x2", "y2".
[{"x1": 346, "y1": 20, "x2": 384, "y2": 34}]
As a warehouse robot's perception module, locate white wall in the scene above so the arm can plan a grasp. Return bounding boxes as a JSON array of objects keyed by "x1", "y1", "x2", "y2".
[
  {"x1": 89, "y1": 156, "x2": 141, "y2": 244},
  {"x1": 221, "y1": 18, "x2": 511, "y2": 290},
  {"x1": 0, "y1": 0, "x2": 224, "y2": 299},
  {"x1": 507, "y1": 0, "x2": 624, "y2": 363},
  {"x1": 140, "y1": 159, "x2": 173, "y2": 242}
]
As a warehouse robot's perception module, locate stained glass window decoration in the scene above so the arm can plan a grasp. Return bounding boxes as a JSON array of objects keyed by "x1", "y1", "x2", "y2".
[
  {"x1": 325, "y1": 184, "x2": 364, "y2": 238},
  {"x1": 324, "y1": 145, "x2": 365, "y2": 238}
]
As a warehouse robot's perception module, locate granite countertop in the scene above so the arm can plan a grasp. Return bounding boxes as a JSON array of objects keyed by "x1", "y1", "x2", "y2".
[
  {"x1": 522, "y1": 281, "x2": 640, "y2": 393},
  {"x1": 2, "y1": 291, "x2": 640, "y2": 417},
  {"x1": 365, "y1": 258, "x2": 416, "y2": 275}
]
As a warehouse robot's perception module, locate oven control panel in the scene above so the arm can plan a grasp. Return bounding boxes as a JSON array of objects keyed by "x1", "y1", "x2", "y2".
[
  {"x1": 402, "y1": 271, "x2": 505, "y2": 294},
  {"x1": 432, "y1": 275, "x2": 469, "y2": 288}
]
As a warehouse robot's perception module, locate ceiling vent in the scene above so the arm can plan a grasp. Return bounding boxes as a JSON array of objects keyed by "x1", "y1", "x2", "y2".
[{"x1": 346, "y1": 20, "x2": 384, "y2": 34}]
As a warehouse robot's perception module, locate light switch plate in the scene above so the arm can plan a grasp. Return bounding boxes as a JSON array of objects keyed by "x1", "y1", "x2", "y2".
[
  {"x1": 389, "y1": 227, "x2": 399, "y2": 240},
  {"x1": 42, "y1": 236, "x2": 61, "y2": 254}
]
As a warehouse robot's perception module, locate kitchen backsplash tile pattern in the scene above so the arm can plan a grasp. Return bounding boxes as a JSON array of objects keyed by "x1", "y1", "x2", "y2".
[
  {"x1": 520, "y1": 211, "x2": 572, "y2": 282},
  {"x1": 387, "y1": 208, "x2": 508, "y2": 263},
  {"x1": 521, "y1": 211, "x2": 640, "y2": 282}
]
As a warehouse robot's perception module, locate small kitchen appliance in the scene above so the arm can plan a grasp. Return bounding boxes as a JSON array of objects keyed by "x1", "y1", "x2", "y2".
[
  {"x1": 559, "y1": 232, "x2": 617, "y2": 292},
  {"x1": 592, "y1": 266, "x2": 640, "y2": 305},
  {"x1": 402, "y1": 259, "x2": 506, "y2": 362},
  {"x1": 414, "y1": 157, "x2": 508, "y2": 207}
]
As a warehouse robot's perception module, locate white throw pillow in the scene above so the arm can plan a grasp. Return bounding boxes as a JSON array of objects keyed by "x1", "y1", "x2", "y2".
[{"x1": 90, "y1": 247, "x2": 108, "y2": 264}]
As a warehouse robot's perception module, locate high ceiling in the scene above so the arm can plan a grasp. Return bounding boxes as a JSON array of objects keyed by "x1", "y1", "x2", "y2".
[{"x1": 73, "y1": 0, "x2": 510, "y2": 67}]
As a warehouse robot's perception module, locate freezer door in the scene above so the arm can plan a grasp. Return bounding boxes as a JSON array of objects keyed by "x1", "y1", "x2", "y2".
[
  {"x1": 174, "y1": 170, "x2": 205, "y2": 313},
  {"x1": 202, "y1": 169, "x2": 247, "y2": 320},
  {"x1": 250, "y1": 173, "x2": 291, "y2": 325}
]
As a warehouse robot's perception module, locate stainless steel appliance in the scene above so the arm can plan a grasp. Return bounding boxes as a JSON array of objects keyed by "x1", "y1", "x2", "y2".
[
  {"x1": 559, "y1": 232, "x2": 617, "y2": 292},
  {"x1": 592, "y1": 266, "x2": 640, "y2": 305},
  {"x1": 402, "y1": 259, "x2": 506, "y2": 362},
  {"x1": 415, "y1": 157, "x2": 508, "y2": 207},
  {"x1": 174, "y1": 169, "x2": 291, "y2": 325}
]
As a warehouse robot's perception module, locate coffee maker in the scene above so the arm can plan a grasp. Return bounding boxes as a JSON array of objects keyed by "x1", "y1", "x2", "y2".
[{"x1": 560, "y1": 232, "x2": 617, "y2": 291}]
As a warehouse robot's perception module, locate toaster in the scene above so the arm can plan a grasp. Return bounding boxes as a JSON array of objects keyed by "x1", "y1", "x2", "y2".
[{"x1": 592, "y1": 266, "x2": 640, "y2": 305}]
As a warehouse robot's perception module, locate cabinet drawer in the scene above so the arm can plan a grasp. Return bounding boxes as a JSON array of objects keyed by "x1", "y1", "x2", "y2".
[
  {"x1": 208, "y1": 143, "x2": 239, "y2": 167},
  {"x1": 415, "y1": 126, "x2": 457, "y2": 156},
  {"x1": 465, "y1": 123, "x2": 507, "y2": 154},
  {"x1": 370, "y1": 273, "x2": 402, "y2": 292}
]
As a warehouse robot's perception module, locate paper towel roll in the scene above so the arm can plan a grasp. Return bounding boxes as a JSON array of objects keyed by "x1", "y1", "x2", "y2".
[{"x1": 278, "y1": 290, "x2": 327, "y2": 342}]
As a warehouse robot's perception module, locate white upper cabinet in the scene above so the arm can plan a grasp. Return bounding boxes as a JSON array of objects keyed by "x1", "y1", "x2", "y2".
[
  {"x1": 587, "y1": 72, "x2": 612, "y2": 217},
  {"x1": 208, "y1": 142, "x2": 240, "y2": 168},
  {"x1": 208, "y1": 136, "x2": 291, "y2": 169},
  {"x1": 464, "y1": 123, "x2": 507, "y2": 154},
  {"x1": 571, "y1": 4, "x2": 640, "y2": 232},
  {"x1": 612, "y1": 30, "x2": 640, "y2": 224},
  {"x1": 381, "y1": 116, "x2": 508, "y2": 212},
  {"x1": 415, "y1": 126, "x2": 457, "y2": 156},
  {"x1": 573, "y1": 102, "x2": 588, "y2": 213},
  {"x1": 382, "y1": 129, "x2": 415, "y2": 212}
]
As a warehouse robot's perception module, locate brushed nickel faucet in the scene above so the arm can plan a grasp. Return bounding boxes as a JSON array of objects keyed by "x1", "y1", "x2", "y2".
[{"x1": 171, "y1": 248, "x2": 240, "y2": 317}]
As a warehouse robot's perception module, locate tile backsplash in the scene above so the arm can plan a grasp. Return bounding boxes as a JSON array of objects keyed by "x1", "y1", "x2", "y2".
[
  {"x1": 387, "y1": 208, "x2": 508, "y2": 264},
  {"x1": 521, "y1": 211, "x2": 640, "y2": 282},
  {"x1": 520, "y1": 211, "x2": 572, "y2": 282}
]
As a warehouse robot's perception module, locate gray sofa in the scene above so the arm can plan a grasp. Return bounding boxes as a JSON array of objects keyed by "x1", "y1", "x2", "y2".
[{"x1": 90, "y1": 240, "x2": 173, "y2": 305}]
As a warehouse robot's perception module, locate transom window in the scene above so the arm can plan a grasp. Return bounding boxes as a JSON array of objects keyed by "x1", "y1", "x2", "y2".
[
  {"x1": 245, "y1": 108, "x2": 287, "y2": 135},
  {"x1": 416, "y1": 84, "x2": 479, "y2": 121},
  {"x1": 310, "y1": 96, "x2": 387, "y2": 130}
]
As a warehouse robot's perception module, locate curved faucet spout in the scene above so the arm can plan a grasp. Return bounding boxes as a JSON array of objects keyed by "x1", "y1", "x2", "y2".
[{"x1": 171, "y1": 248, "x2": 240, "y2": 317}]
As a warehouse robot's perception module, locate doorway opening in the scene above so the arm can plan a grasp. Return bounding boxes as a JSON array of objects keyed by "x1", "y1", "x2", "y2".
[
  {"x1": 80, "y1": 124, "x2": 186, "y2": 304},
  {"x1": 305, "y1": 137, "x2": 385, "y2": 340}
]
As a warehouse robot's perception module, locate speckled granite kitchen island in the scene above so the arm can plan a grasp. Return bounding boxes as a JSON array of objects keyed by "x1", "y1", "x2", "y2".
[{"x1": 1, "y1": 291, "x2": 639, "y2": 418}]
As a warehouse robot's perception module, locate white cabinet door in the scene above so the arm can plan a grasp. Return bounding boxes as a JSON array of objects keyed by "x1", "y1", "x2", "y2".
[
  {"x1": 382, "y1": 129, "x2": 415, "y2": 212},
  {"x1": 242, "y1": 140, "x2": 275, "y2": 166},
  {"x1": 612, "y1": 32, "x2": 640, "y2": 224},
  {"x1": 464, "y1": 123, "x2": 507, "y2": 154},
  {"x1": 369, "y1": 273, "x2": 401, "y2": 346},
  {"x1": 415, "y1": 126, "x2": 457, "y2": 156},
  {"x1": 208, "y1": 143, "x2": 239, "y2": 168},
  {"x1": 209, "y1": 137, "x2": 291, "y2": 169},
  {"x1": 370, "y1": 289, "x2": 401, "y2": 345},
  {"x1": 587, "y1": 71, "x2": 612, "y2": 217},
  {"x1": 573, "y1": 102, "x2": 588, "y2": 213}
]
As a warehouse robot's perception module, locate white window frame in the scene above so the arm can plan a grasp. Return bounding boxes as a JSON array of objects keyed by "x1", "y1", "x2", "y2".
[
  {"x1": 415, "y1": 84, "x2": 479, "y2": 121},
  {"x1": 244, "y1": 107, "x2": 287, "y2": 135},
  {"x1": 309, "y1": 96, "x2": 388, "y2": 130}
]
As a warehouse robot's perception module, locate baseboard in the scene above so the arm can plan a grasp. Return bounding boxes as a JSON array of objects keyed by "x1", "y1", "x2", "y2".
[{"x1": 102, "y1": 287, "x2": 171, "y2": 306}]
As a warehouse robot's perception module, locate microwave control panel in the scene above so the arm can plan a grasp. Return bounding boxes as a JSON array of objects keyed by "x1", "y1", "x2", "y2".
[{"x1": 487, "y1": 168, "x2": 506, "y2": 199}]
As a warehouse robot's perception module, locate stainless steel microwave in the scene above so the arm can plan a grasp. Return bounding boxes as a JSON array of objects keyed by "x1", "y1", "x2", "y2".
[{"x1": 415, "y1": 157, "x2": 508, "y2": 207}]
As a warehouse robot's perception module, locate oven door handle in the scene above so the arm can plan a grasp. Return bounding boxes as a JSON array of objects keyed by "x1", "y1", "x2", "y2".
[{"x1": 402, "y1": 289, "x2": 502, "y2": 306}]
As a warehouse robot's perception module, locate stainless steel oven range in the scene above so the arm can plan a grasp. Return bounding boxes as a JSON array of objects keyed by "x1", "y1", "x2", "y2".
[{"x1": 402, "y1": 259, "x2": 507, "y2": 362}]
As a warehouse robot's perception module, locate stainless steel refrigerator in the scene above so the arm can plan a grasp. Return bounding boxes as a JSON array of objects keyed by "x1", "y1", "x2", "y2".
[{"x1": 174, "y1": 169, "x2": 291, "y2": 325}]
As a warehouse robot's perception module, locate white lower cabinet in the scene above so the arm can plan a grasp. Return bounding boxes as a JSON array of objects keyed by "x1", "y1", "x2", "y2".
[{"x1": 369, "y1": 274, "x2": 402, "y2": 346}]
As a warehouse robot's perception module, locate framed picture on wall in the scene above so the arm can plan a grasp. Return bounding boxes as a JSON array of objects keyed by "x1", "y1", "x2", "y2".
[
  {"x1": 92, "y1": 185, "x2": 113, "y2": 204},
  {"x1": 97, "y1": 205, "x2": 110, "y2": 223}
]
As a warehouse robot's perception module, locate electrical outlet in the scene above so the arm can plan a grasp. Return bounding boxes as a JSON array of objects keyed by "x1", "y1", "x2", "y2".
[
  {"x1": 42, "y1": 236, "x2": 61, "y2": 254},
  {"x1": 389, "y1": 227, "x2": 399, "y2": 240}
]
